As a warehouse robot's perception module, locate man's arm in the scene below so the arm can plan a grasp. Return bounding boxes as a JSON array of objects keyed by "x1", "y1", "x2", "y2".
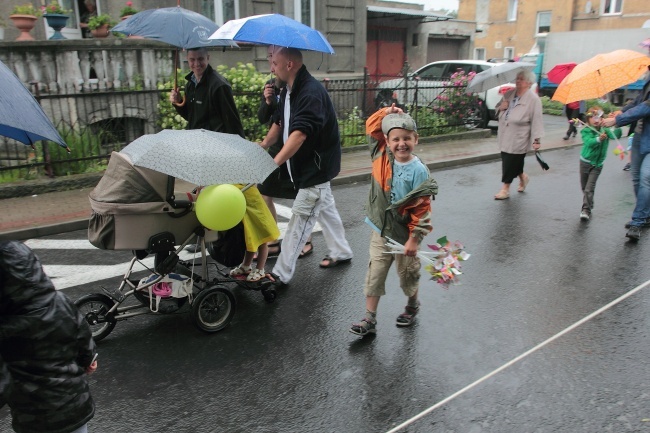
[
  {"x1": 213, "y1": 86, "x2": 245, "y2": 138},
  {"x1": 273, "y1": 130, "x2": 307, "y2": 166},
  {"x1": 260, "y1": 122, "x2": 282, "y2": 150}
]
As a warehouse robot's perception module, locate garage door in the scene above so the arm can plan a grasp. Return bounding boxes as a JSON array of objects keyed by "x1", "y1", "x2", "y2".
[{"x1": 427, "y1": 38, "x2": 464, "y2": 62}]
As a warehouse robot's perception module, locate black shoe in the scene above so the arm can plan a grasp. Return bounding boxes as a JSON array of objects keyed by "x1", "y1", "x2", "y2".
[
  {"x1": 563, "y1": 135, "x2": 570, "y2": 140},
  {"x1": 625, "y1": 219, "x2": 650, "y2": 229},
  {"x1": 626, "y1": 226, "x2": 641, "y2": 241},
  {"x1": 623, "y1": 163, "x2": 631, "y2": 171}
]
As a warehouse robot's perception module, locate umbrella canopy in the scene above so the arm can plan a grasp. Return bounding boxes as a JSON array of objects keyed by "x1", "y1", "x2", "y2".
[
  {"x1": 209, "y1": 13, "x2": 334, "y2": 54},
  {"x1": 466, "y1": 62, "x2": 536, "y2": 93},
  {"x1": 547, "y1": 62, "x2": 577, "y2": 84},
  {"x1": 111, "y1": 6, "x2": 237, "y2": 49},
  {"x1": 552, "y1": 49, "x2": 650, "y2": 104},
  {"x1": 119, "y1": 129, "x2": 278, "y2": 186},
  {"x1": 0, "y1": 60, "x2": 68, "y2": 149}
]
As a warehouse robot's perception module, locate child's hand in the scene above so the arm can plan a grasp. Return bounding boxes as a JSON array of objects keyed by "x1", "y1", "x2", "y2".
[
  {"x1": 386, "y1": 103, "x2": 403, "y2": 115},
  {"x1": 599, "y1": 132, "x2": 607, "y2": 141},
  {"x1": 86, "y1": 360, "x2": 97, "y2": 375},
  {"x1": 404, "y1": 236, "x2": 419, "y2": 257}
]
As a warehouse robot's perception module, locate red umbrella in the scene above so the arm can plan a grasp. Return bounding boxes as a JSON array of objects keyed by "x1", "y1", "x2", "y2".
[{"x1": 547, "y1": 62, "x2": 577, "y2": 84}]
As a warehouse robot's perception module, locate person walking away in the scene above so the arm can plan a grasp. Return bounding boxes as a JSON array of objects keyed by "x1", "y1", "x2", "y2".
[
  {"x1": 169, "y1": 47, "x2": 244, "y2": 137},
  {"x1": 0, "y1": 240, "x2": 98, "y2": 433},
  {"x1": 259, "y1": 47, "x2": 353, "y2": 286},
  {"x1": 350, "y1": 106, "x2": 437, "y2": 336},
  {"x1": 578, "y1": 106, "x2": 622, "y2": 221},
  {"x1": 494, "y1": 70, "x2": 544, "y2": 200},
  {"x1": 563, "y1": 100, "x2": 585, "y2": 140},
  {"x1": 602, "y1": 66, "x2": 650, "y2": 241},
  {"x1": 256, "y1": 45, "x2": 313, "y2": 259},
  {"x1": 622, "y1": 98, "x2": 638, "y2": 171},
  {"x1": 228, "y1": 185, "x2": 281, "y2": 282}
]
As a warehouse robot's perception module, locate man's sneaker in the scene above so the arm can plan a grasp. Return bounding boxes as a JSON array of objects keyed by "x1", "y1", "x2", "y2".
[
  {"x1": 626, "y1": 225, "x2": 641, "y2": 241},
  {"x1": 350, "y1": 318, "x2": 376, "y2": 336},
  {"x1": 623, "y1": 163, "x2": 631, "y2": 171},
  {"x1": 625, "y1": 219, "x2": 650, "y2": 229},
  {"x1": 580, "y1": 211, "x2": 590, "y2": 221}
]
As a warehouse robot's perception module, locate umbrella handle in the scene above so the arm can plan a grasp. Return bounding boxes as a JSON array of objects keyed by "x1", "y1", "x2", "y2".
[{"x1": 172, "y1": 86, "x2": 186, "y2": 107}]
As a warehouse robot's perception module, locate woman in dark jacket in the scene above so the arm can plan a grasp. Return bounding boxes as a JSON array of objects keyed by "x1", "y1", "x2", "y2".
[{"x1": 0, "y1": 241, "x2": 97, "y2": 433}]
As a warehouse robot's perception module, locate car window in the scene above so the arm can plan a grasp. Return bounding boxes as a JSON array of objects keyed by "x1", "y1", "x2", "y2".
[
  {"x1": 443, "y1": 64, "x2": 472, "y2": 79},
  {"x1": 417, "y1": 64, "x2": 446, "y2": 80},
  {"x1": 475, "y1": 64, "x2": 493, "y2": 73}
]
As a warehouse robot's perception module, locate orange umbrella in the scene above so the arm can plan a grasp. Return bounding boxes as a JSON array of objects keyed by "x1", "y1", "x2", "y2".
[{"x1": 552, "y1": 49, "x2": 650, "y2": 104}]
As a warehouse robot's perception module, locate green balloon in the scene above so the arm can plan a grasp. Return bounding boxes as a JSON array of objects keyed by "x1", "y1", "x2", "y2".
[{"x1": 195, "y1": 184, "x2": 246, "y2": 231}]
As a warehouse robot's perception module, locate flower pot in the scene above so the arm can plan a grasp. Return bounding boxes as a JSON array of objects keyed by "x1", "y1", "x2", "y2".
[
  {"x1": 44, "y1": 13, "x2": 70, "y2": 40},
  {"x1": 90, "y1": 24, "x2": 110, "y2": 38},
  {"x1": 9, "y1": 14, "x2": 38, "y2": 41}
]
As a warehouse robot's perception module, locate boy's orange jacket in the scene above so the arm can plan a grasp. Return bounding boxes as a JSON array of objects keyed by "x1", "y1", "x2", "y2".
[{"x1": 365, "y1": 109, "x2": 437, "y2": 244}]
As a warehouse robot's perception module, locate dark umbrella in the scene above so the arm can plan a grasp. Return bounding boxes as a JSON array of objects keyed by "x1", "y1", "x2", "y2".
[
  {"x1": 535, "y1": 151, "x2": 550, "y2": 171},
  {"x1": 112, "y1": 2, "x2": 237, "y2": 106},
  {"x1": 0, "y1": 60, "x2": 68, "y2": 151}
]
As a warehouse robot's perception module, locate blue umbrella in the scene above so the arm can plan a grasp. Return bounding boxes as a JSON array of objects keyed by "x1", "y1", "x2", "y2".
[
  {"x1": 209, "y1": 13, "x2": 335, "y2": 54},
  {"x1": 112, "y1": 6, "x2": 237, "y2": 50},
  {"x1": 0, "y1": 60, "x2": 68, "y2": 150},
  {"x1": 112, "y1": 4, "x2": 237, "y2": 106}
]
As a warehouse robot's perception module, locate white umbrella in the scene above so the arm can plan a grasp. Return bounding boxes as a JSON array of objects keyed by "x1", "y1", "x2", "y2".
[
  {"x1": 466, "y1": 62, "x2": 536, "y2": 93},
  {"x1": 120, "y1": 129, "x2": 278, "y2": 186}
]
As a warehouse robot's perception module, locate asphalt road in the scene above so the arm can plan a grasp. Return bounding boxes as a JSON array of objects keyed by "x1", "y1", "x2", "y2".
[{"x1": 2, "y1": 145, "x2": 650, "y2": 433}]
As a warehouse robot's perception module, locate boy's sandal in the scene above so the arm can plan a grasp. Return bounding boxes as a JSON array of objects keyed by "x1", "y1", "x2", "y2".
[
  {"x1": 229, "y1": 264, "x2": 251, "y2": 277},
  {"x1": 319, "y1": 255, "x2": 352, "y2": 268},
  {"x1": 396, "y1": 304, "x2": 420, "y2": 327},
  {"x1": 349, "y1": 318, "x2": 377, "y2": 336},
  {"x1": 246, "y1": 268, "x2": 266, "y2": 282},
  {"x1": 299, "y1": 241, "x2": 314, "y2": 259}
]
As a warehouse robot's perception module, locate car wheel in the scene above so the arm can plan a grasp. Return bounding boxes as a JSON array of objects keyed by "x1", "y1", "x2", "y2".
[
  {"x1": 463, "y1": 98, "x2": 489, "y2": 129},
  {"x1": 375, "y1": 90, "x2": 398, "y2": 109}
]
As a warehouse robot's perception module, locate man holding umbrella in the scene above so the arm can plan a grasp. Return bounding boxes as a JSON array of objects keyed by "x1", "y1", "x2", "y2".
[
  {"x1": 602, "y1": 66, "x2": 650, "y2": 241},
  {"x1": 260, "y1": 47, "x2": 353, "y2": 285},
  {"x1": 169, "y1": 47, "x2": 244, "y2": 137}
]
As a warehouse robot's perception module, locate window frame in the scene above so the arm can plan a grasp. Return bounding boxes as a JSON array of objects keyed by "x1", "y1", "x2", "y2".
[
  {"x1": 536, "y1": 11, "x2": 551, "y2": 36},
  {"x1": 474, "y1": 48, "x2": 486, "y2": 61},
  {"x1": 601, "y1": 0, "x2": 622, "y2": 15},
  {"x1": 504, "y1": 47, "x2": 515, "y2": 60},
  {"x1": 213, "y1": 0, "x2": 240, "y2": 26},
  {"x1": 507, "y1": 0, "x2": 518, "y2": 21},
  {"x1": 294, "y1": 0, "x2": 315, "y2": 28}
]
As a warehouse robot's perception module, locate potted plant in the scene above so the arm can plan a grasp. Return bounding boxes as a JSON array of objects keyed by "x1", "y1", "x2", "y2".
[
  {"x1": 42, "y1": 0, "x2": 71, "y2": 40},
  {"x1": 87, "y1": 14, "x2": 115, "y2": 38},
  {"x1": 120, "y1": 1, "x2": 138, "y2": 20},
  {"x1": 9, "y1": 3, "x2": 42, "y2": 41}
]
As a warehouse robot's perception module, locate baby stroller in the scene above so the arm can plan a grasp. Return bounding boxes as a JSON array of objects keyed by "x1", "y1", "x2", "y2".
[{"x1": 76, "y1": 147, "x2": 279, "y2": 342}]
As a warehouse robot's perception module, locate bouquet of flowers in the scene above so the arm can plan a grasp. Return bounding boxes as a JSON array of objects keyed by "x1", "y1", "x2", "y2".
[
  {"x1": 385, "y1": 236, "x2": 470, "y2": 288},
  {"x1": 42, "y1": 0, "x2": 69, "y2": 15}
]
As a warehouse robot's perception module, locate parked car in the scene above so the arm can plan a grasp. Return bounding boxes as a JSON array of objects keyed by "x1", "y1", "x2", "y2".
[{"x1": 374, "y1": 60, "x2": 524, "y2": 128}]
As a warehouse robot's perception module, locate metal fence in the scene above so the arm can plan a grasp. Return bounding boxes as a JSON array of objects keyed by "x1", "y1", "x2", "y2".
[{"x1": 0, "y1": 74, "x2": 482, "y2": 183}]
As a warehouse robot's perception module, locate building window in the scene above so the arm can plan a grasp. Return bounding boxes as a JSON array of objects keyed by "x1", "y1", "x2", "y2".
[
  {"x1": 507, "y1": 0, "x2": 518, "y2": 21},
  {"x1": 294, "y1": 0, "x2": 315, "y2": 27},
  {"x1": 504, "y1": 47, "x2": 515, "y2": 60},
  {"x1": 602, "y1": 0, "x2": 622, "y2": 14},
  {"x1": 204, "y1": 0, "x2": 239, "y2": 26},
  {"x1": 474, "y1": 48, "x2": 486, "y2": 60},
  {"x1": 536, "y1": 11, "x2": 551, "y2": 35}
]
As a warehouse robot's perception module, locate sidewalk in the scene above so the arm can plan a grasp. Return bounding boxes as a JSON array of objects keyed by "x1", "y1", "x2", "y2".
[{"x1": 0, "y1": 123, "x2": 577, "y2": 241}]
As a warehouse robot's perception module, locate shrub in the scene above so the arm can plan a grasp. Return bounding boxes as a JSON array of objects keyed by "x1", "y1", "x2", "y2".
[
  {"x1": 88, "y1": 13, "x2": 116, "y2": 30},
  {"x1": 338, "y1": 107, "x2": 366, "y2": 147}
]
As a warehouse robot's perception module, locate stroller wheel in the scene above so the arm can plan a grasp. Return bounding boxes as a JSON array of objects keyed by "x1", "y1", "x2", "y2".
[
  {"x1": 75, "y1": 294, "x2": 116, "y2": 342},
  {"x1": 191, "y1": 285, "x2": 236, "y2": 333}
]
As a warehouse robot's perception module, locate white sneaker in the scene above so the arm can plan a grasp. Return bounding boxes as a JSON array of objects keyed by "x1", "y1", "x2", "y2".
[{"x1": 580, "y1": 211, "x2": 590, "y2": 221}]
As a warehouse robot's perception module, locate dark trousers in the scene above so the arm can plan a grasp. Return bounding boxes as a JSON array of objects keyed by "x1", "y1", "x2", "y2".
[
  {"x1": 565, "y1": 108, "x2": 582, "y2": 136},
  {"x1": 580, "y1": 160, "x2": 602, "y2": 213}
]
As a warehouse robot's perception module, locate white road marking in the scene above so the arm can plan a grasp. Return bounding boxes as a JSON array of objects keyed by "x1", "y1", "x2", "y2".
[{"x1": 24, "y1": 204, "x2": 322, "y2": 290}]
